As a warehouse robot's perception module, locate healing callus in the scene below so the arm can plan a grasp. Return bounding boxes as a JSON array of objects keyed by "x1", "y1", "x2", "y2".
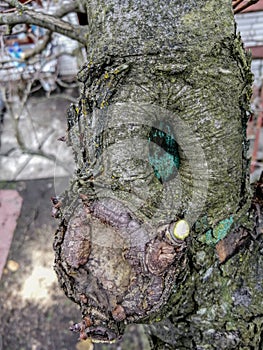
[{"x1": 53, "y1": 0, "x2": 263, "y2": 348}]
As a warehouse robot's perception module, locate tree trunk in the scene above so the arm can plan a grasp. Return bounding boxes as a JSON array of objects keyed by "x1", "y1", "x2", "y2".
[{"x1": 53, "y1": 0, "x2": 263, "y2": 348}]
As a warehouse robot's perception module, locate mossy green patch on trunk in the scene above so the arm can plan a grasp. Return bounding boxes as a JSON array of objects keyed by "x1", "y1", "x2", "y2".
[{"x1": 53, "y1": 0, "x2": 262, "y2": 348}]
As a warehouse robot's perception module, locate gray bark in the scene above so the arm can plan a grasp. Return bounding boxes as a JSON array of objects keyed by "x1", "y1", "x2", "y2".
[{"x1": 52, "y1": 0, "x2": 263, "y2": 349}]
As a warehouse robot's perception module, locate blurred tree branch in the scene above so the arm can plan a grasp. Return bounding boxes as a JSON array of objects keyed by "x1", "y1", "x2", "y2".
[
  {"x1": 22, "y1": 31, "x2": 52, "y2": 59},
  {"x1": 0, "y1": 0, "x2": 88, "y2": 45}
]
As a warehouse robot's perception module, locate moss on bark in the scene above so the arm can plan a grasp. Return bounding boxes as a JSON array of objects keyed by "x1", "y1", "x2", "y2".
[
  {"x1": 72, "y1": 0, "x2": 253, "y2": 230},
  {"x1": 53, "y1": 0, "x2": 262, "y2": 348}
]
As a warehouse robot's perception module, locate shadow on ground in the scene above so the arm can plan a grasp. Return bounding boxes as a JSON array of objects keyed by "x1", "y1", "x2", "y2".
[
  {"x1": 0, "y1": 178, "x2": 81, "y2": 350},
  {"x1": 0, "y1": 178, "x2": 151, "y2": 350}
]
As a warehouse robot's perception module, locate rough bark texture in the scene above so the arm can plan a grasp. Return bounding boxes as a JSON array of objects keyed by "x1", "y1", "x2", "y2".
[{"x1": 53, "y1": 0, "x2": 263, "y2": 348}]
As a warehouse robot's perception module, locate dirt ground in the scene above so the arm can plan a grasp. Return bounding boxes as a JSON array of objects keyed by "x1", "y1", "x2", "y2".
[
  {"x1": 0, "y1": 178, "x2": 81, "y2": 350},
  {"x1": 0, "y1": 178, "x2": 151, "y2": 350}
]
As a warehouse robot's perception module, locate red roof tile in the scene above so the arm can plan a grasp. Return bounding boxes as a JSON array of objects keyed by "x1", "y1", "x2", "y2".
[{"x1": 0, "y1": 190, "x2": 23, "y2": 279}]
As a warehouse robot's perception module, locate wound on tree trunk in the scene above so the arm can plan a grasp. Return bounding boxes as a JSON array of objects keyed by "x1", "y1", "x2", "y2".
[{"x1": 52, "y1": 0, "x2": 263, "y2": 348}]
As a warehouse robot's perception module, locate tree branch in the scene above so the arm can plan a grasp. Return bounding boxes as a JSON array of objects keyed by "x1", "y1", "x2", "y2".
[
  {"x1": 0, "y1": 0, "x2": 88, "y2": 45},
  {"x1": 22, "y1": 32, "x2": 52, "y2": 59},
  {"x1": 53, "y1": 2, "x2": 84, "y2": 18}
]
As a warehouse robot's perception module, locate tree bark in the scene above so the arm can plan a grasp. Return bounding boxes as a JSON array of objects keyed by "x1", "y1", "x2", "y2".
[{"x1": 52, "y1": 0, "x2": 263, "y2": 348}]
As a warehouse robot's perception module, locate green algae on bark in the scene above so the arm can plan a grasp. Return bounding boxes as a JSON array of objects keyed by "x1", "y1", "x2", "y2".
[{"x1": 53, "y1": 0, "x2": 262, "y2": 347}]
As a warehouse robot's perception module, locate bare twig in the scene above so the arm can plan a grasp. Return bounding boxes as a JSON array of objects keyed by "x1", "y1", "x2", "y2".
[
  {"x1": 56, "y1": 78, "x2": 79, "y2": 89},
  {"x1": 45, "y1": 91, "x2": 78, "y2": 103},
  {"x1": 1, "y1": 81, "x2": 72, "y2": 176},
  {"x1": 0, "y1": 0, "x2": 88, "y2": 44},
  {"x1": 2, "y1": 0, "x2": 35, "y2": 12},
  {"x1": 23, "y1": 32, "x2": 52, "y2": 60},
  {"x1": 53, "y1": 2, "x2": 84, "y2": 18}
]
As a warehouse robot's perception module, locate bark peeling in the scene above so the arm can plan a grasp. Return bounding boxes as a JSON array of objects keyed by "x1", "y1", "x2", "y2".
[{"x1": 52, "y1": 0, "x2": 262, "y2": 347}]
